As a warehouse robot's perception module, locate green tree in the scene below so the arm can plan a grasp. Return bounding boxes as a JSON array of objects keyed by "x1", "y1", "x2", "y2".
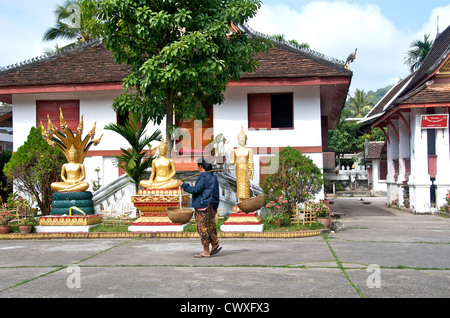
[
  {"x1": 43, "y1": 0, "x2": 95, "y2": 45},
  {"x1": 3, "y1": 127, "x2": 66, "y2": 215},
  {"x1": 260, "y1": 147, "x2": 324, "y2": 216},
  {"x1": 104, "y1": 113, "x2": 162, "y2": 192},
  {"x1": 0, "y1": 150, "x2": 12, "y2": 203},
  {"x1": 404, "y1": 34, "x2": 433, "y2": 73},
  {"x1": 328, "y1": 121, "x2": 361, "y2": 156},
  {"x1": 83, "y1": 0, "x2": 271, "y2": 157},
  {"x1": 346, "y1": 89, "x2": 374, "y2": 119}
]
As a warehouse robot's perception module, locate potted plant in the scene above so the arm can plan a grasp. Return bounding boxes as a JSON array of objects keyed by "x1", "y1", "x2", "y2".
[
  {"x1": 19, "y1": 214, "x2": 37, "y2": 234},
  {"x1": 444, "y1": 190, "x2": 450, "y2": 213},
  {"x1": 0, "y1": 209, "x2": 14, "y2": 234},
  {"x1": 314, "y1": 199, "x2": 333, "y2": 228},
  {"x1": 264, "y1": 195, "x2": 289, "y2": 227}
]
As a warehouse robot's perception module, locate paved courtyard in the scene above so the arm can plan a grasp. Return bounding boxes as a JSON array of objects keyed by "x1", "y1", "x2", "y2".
[{"x1": 0, "y1": 196, "x2": 449, "y2": 302}]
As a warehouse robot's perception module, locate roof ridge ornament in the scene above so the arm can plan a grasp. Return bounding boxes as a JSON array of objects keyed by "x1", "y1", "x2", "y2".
[
  {"x1": 0, "y1": 38, "x2": 101, "y2": 73},
  {"x1": 345, "y1": 48, "x2": 357, "y2": 70}
]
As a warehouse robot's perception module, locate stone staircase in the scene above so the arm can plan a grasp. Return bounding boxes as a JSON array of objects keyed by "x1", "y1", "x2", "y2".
[{"x1": 92, "y1": 174, "x2": 137, "y2": 217}]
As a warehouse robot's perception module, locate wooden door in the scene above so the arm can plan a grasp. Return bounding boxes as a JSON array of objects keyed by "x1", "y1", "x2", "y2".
[{"x1": 175, "y1": 102, "x2": 213, "y2": 155}]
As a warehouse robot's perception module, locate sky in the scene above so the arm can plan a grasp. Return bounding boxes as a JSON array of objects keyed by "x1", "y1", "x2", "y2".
[{"x1": 1, "y1": 0, "x2": 450, "y2": 94}]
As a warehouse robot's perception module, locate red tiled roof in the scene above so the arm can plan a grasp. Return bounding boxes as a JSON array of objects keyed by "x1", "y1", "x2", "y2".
[
  {"x1": 0, "y1": 41, "x2": 129, "y2": 87},
  {"x1": 401, "y1": 83, "x2": 450, "y2": 105},
  {"x1": 242, "y1": 44, "x2": 350, "y2": 79},
  {"x1": 0, "y1": 33, "x2": 351, "y2": 89},
  {"x1": 365, "y1": 141, "x2": 386, "y2": 160}
]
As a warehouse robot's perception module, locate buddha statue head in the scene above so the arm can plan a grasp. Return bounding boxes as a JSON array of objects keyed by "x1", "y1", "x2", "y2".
[
  {"x1": 68, "y1": 145, "x2": 78, "y2": 163},
  {"x1": 237, "y1": 126, "x2": 247, "y2": 147},
  {"x1": 158, "y1": 138, "x2": 168, "y2": 156}
]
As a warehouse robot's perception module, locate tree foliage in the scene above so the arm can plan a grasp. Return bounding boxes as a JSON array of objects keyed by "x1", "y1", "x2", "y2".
[
  {"x1": 0, "y1": 150, "x2": 12, "y2": 203},
  {"x1": 404, "y1": 34, "x2": 433, "y2": 73},
  {"x1": 104, "y1": 113, "x2": 162, "y2": 192},
  {"x1": 345, "y1": 89, "x2": 374, "y2": 119},
  {"x1": 3, "y1": 127, "x2": 66, "y2": 215},
  {"x1": 260, "y1": 147, "x2": 324, "y2": 216},
  {"x1": 43, "y1": 0, "x2": 95, "y2": 44},
  {"x1": 83, "y1": 0, "x2": 272, "y2": 156}
]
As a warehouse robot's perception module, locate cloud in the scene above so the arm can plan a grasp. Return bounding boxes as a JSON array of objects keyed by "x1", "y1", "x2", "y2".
[
  {"x1": 0, "y1": 1, "x2": 70, "y2": 67},
  {"x1": 248, "y1": 1, "x2": 450, "y2": 92},
  {"x1": 415, "y1": 4, "x2": 450, "y2": 38}
]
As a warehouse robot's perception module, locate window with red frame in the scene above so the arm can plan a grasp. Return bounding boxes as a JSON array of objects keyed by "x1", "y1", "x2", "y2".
[{"x1": 248, "y1": 93, "x2": 293, "y2": 129}]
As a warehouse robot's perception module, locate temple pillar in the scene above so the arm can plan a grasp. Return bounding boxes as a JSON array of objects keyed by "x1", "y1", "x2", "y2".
[
  {"x1": 434, "y1": 108, "x2": 450, "y2": 209},
  {"x1": 386, "y1": 124, "x2": 399, "y2": 205},
  {"x1": 397, "y1": 112, "x2": 411, "y2": 207},
  {"x1": 408, "y1": 109, "x2": 432, "y2": 213}
]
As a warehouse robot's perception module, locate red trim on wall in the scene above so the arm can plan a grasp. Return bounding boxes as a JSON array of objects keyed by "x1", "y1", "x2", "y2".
[{"x1": 0, "y1": 82, "x2": 123, "y2": 95}]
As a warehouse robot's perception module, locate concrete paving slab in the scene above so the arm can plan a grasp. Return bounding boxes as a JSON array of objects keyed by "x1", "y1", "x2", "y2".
[
  {"x1": 328, "y1": 239, "x2": 450, "y2": 268},
  {"x1": 0, "y1": 266, "x2": 358, "y2": 298},
  {"x1": 0, "y1": 267, "x2": 59, "y2": 293},
  {"x1": 0, "y1": 240, "x2": 127, "y2": 266},
  {"x1": 347, "y1": 269, "x2": 450, "y2": 298},
  {"x1": 79, "y1": 238, "x2": 334, "y2": 267}
]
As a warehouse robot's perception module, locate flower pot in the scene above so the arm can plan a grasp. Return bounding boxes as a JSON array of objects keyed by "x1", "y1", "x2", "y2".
[
  {"x1": 272, "y1": 219, "x2": 282, "y2": 227},
  {"x1": 0, "y1": 225, "x2": 11, "y2": 234},
  {"x1": 317, "y1": 217, "x2": 331, "y2": 228},
  {"x1": 19, "y1": 225, "x2": 33, "y2": 234},
  {"x1": 444, "y1": 204, "x2": 450, "y2": 213}
]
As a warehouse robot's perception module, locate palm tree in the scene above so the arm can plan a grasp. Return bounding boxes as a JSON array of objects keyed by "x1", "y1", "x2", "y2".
[
  {"x1": 43, "y1": 0, "x2": 94, "y2": 45},
  {"x1": 404, "y1": 34, "x2": 434, "y2": 73},
  {"x1": 346, "y1": 89, "x2": 375, "y2": 118},
  {"x1": 271, "y1": 34, "x2": 310, "y2": 49},
  {"x1": 104, "y1": 113, "x2": 162, "y2": 192}
]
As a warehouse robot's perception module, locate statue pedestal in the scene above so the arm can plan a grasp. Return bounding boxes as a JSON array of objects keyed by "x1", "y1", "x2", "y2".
[
  {"x1": 129, "y1": 188, "x2": 191, "y2": 232},
  {"x1": 220, "y1": 206, "x2": 264, "y2": 233},
  {"x1": 36, "y1": 215, "x2": 102, "y2": 233},
  {"x1": 37, "y1": 192, "x2": 101, "y2": 233}
]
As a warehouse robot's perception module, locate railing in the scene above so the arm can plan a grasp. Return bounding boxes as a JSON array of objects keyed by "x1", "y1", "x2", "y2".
[{"x1": 92, "y1": 174, "x2": 137, "y2": 217}]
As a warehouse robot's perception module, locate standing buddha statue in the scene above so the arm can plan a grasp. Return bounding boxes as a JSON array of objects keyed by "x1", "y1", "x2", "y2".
[{"x1": 230, "y1": 126, "x2": 254, "y2": 202}]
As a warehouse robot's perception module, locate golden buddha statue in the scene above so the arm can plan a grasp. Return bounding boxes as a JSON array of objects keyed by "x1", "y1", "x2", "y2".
[
  {"x1": 140, "y1": 138, "x2": 179, "y2": 189},
  {"x1": 41, "y1": 108, "x2": 102, "y2": 193},
  {"x1": 51, "y1": 145, "x2": 89, "y2": 193},
  {"x1": 230, "y1": 126, "x2": 254, "y2": 202}
]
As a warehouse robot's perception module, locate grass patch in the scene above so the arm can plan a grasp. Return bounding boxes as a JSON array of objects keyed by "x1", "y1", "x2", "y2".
[{"x1": 90, "y1": 221, "x2": 133, "y2": 232}]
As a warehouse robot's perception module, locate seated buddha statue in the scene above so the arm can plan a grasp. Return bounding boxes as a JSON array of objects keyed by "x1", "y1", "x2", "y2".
[
  {"x1": 140, "y1": 138, "x2": 179, "y2": 190},
  {"x1": 51, "y1": 145, "x2": 90, "y2": 193}
]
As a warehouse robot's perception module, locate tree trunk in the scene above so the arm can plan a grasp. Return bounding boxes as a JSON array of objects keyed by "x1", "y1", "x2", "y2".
[{"x1": 166, "y1": 89, "x2": 174, "y2": 158}]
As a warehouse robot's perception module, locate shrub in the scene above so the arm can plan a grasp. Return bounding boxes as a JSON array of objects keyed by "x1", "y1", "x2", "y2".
[
  {"x1": 260, "y1": 147, "x2": 324, "y2": 216},
  {"x1": 3, "y1": 126, "x2": 66, "y2": 215}
]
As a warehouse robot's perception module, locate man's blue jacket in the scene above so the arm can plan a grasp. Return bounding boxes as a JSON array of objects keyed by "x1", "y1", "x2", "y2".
[{"x1": 182, "y1": 172, "x2": 219, "y2": 210}]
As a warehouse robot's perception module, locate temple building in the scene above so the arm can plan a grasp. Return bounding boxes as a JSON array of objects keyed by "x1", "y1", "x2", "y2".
[
  {"x1": 359, "y1": 24, "x2": 450, "y2": 213},
  {"x1": 0, "y1": 24, "x2": 352, "y2": 212}
]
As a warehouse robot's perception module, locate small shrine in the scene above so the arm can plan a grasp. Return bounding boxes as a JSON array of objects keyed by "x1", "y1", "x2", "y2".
[
  {"x1": 128, "y1": 139, "x2": 191, "y2": 232},
  {"x1": 36, "y1": 109, "x2": 103, "y2": 233}
]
